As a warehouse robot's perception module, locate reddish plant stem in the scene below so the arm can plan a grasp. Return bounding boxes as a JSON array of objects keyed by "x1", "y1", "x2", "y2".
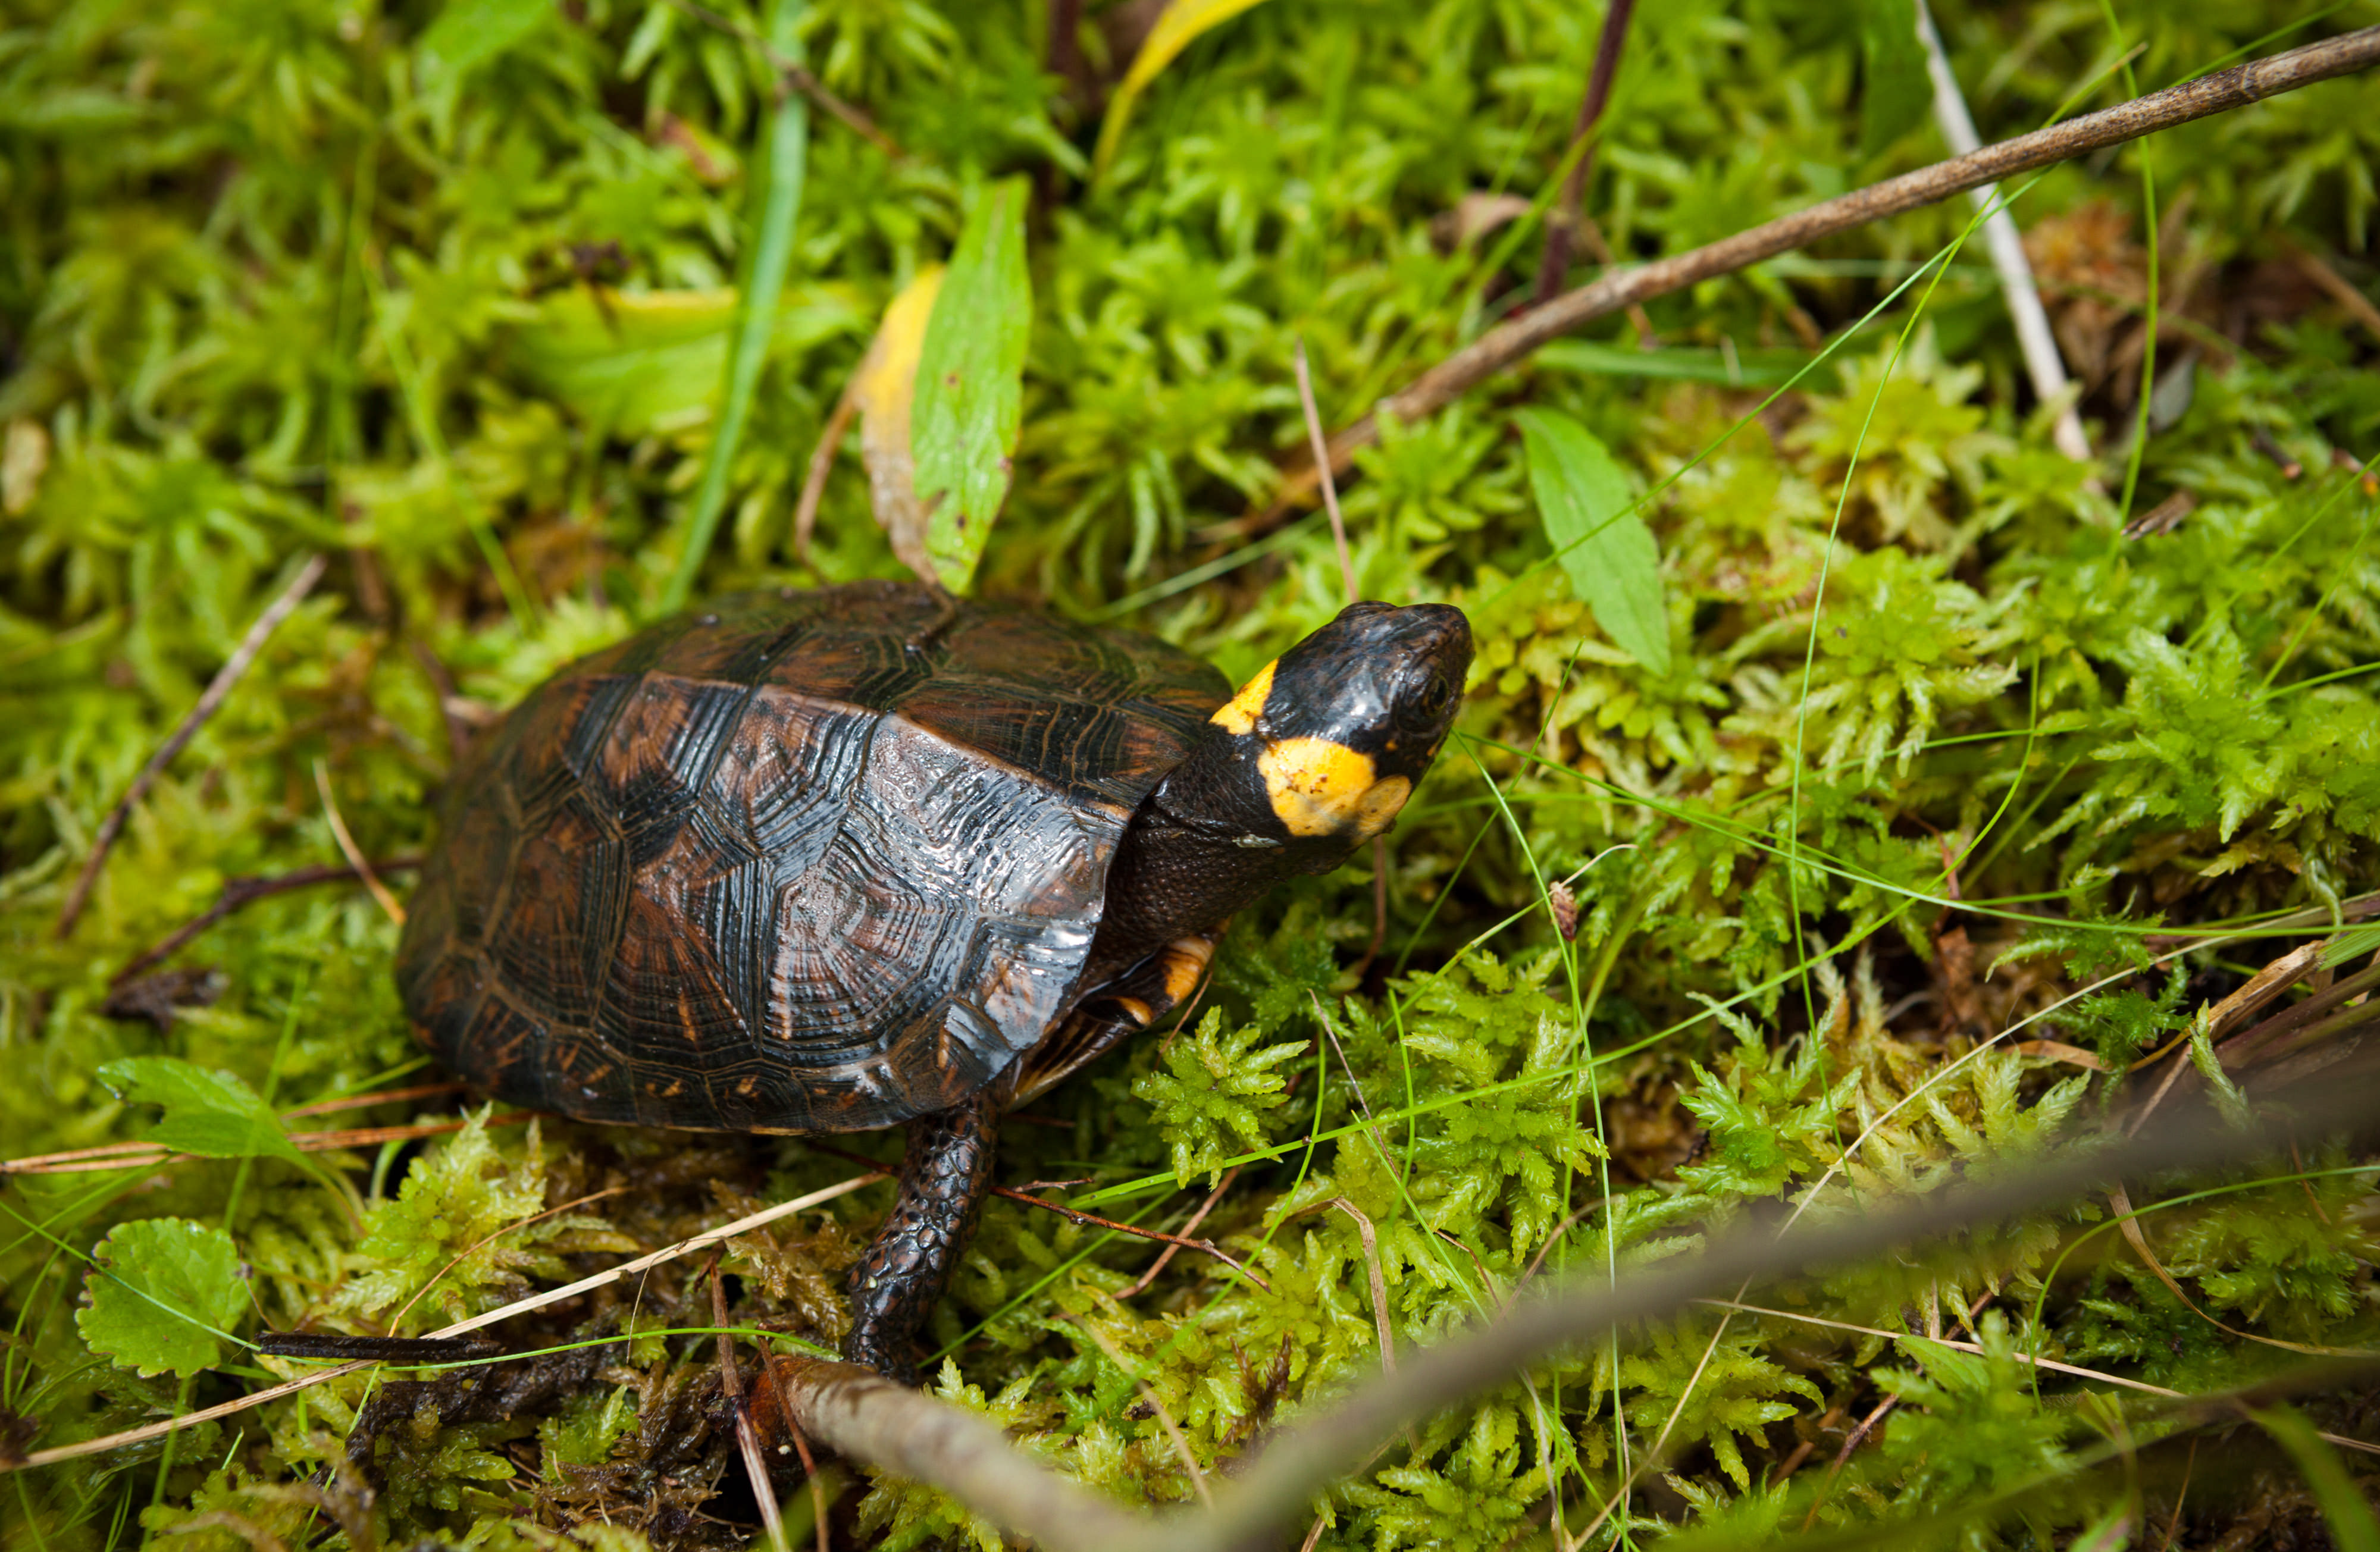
[
  {"x1": 1529, "y1": 0, "x2": 1636, "y2": 306},
  {"x1": 111, "y1": 858, "x2": 422, "y2": 986},
  {"x1": 802, "y1": 1139, "x2": 1269, "y2": 1291}
]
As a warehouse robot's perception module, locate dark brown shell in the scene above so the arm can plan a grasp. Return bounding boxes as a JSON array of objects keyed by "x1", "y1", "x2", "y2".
[{"x1": 395, "y1": 583, "x2": 1228, "y2": 1134}]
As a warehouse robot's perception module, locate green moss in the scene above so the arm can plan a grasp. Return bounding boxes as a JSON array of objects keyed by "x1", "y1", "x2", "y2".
[{"x1": 5, "y1": 0, "x2": 2378, "y2": 1546}]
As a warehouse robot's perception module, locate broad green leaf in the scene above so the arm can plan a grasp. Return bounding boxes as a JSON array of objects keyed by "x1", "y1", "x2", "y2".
[
  {"x1": 76, "y1": 1218, "x2": 246, "y2": 1378},
  {"x1": 660, "y1": 0, "x2": 813, "y2": 613},
  {"x1": 511, "y1": 286, "x2": 861, "y2": 440},
  {"x1": 1514, "y1": 407, "x2": 1670, "y2": 674},
  {"x1": 850, "y1": 267, "x2": 947, "y2": 581},
  {"x1": 98, "y1": 1056, "x2": 305, "y2": 1166},
  {"x1": 1092, "y1": 0, "x2": 1274, "y2": 177},
  {"x1": 1859, "y1": 0, "x2": 1930, "y2": 156},
  {"x1": 909, "y1": 180, "x2": 1031, "y2": 595},
  {"x1": 418, "y1": 0, "x2": 554, "y2": 79}
]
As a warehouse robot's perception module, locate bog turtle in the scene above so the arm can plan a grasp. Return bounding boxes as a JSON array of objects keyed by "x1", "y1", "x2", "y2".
[{"x1": 396, "y1": 581, "x2": 1471, "y2": 1376}]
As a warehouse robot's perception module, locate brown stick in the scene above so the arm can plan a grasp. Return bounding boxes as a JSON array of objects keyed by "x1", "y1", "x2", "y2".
[
  {"x1": 1252, "y1": 26, "x2": 2380, "y2": 531},
  {"x1": 762, "y1": 1356, "x2": 1151, "y2": 1551},
  {"x1": 1529, "y1": 0, "x2": 1636, "y2": 306},
  {"x1": 57, "y1": 554, "x2": 330, "y2": 938},
  {"x1": 278, "y1": 1082, "x2": 467, "y2": 1120},
  {"x1": 792, "y1": 382, "x2": 859, "y2": 566},
  {"x1": 111, "y1": 858, "x2": 422, "y2": 986},
  {"x1": 1799, "y1": 1393, "x2": 1900, "y2": 1530},
  {"x1": 1176, "y1": 1072, "x2": 2380, "y2": 1552}
]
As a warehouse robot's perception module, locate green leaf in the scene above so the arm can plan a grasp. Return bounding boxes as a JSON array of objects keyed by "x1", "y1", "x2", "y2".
[
  {"x1": 659, "y1": 0, "x2": 811, "y2": 613},
  {"x1": 1092, "y1": 0, "x2": 1274, "y2": 177},
  {"x1": 511, "y1": 286, "x2": 860, "y2": 440},
  {"x1": 1859, "y1": 0, "x2": 1930, "y2": 157},
  {"x1": 2251, "y1": 1406, "x2": 2380, "y2": 1552},
  {"x1": 76, "y1": 1218, "x2": 246, "y2": 1378},
  {"x1": 1514, "y1": 407, "x2": 1670, "y2": 673},
  {"x1": 97, "y1": 1056, "x2": 306, "y2": 1167},
  {"x1": 910, "y1": 178, "x2": 1032, "y2": 596},
  {"x1": 418, "y1": 0, "x2": 555, "y2": 79}
]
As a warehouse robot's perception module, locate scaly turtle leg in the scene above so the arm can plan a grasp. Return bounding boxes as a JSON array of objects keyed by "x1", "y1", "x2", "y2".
[{"x1": 842, "y1": 1089, "x2": 1001, "y2": 1382}]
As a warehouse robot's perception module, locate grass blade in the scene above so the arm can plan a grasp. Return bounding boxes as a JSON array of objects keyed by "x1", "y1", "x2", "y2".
[{"x1": 660, "y1": 0, "x2": 812, "y2": 614}]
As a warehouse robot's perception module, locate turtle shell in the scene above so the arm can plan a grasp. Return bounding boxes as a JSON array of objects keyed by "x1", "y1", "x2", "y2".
[{"x1": 395, "y1": 582, "x2": 1229, "y2": 1134}]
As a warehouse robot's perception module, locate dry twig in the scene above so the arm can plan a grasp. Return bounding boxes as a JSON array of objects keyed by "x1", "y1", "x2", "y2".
[
  {"x1": 792, "y1": 383, "x2": 859, "y2": 565},
  {"x1": 1251, "y1": 26, "x2": 2380, "y2": 531},
  {"x1": 0, "y1": 1111, "x2": 538, "y2": 1177},
  {"x1": 731, "y1": 1073, "x2": 2380, "y2": 1552},
  {"x1": 110, "y1": 858, "x2": 421, "y2": 986},
  {"x1": 312, "y1": 759, "x2": 405, "y2": 926},
  {"x1": 759, "y1": 1356, "x2": 1152, "y2": 1548},
  {"x1": 1292, "y1": 338, "x2": 1358, "y2": 602},
  {"x1": 57, "y1": 554, "x2": 328, "y2": 938},
  {"x1": 1071, "y1": 1312, "x2": 1211, "y2": 1507}
]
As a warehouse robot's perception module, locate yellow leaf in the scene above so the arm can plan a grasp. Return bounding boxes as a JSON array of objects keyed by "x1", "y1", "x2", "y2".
[
  {"x1": 848, "y1": 267, "x2": 946, "y2": 583},
  {"x1": 1092, "y1": 0, "x2": 1273, "y2": 178}
]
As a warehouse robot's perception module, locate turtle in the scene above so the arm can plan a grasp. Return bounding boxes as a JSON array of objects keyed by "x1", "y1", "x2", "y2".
[{"x1": 395, "y1": 581, "x2": 1471, "y2": 1377}]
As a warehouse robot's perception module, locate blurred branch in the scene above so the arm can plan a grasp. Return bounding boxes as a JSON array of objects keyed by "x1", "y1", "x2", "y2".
[
  {"x1": 748, "y1": 1065, "x2": 2379, "y2": 1552},
  {"x1": 1251, "y1": 24, "x2": 2380, "y2": 531},
  {"x1": 758, "y1": 1357, "x2": 1153, "y2": 1549}
]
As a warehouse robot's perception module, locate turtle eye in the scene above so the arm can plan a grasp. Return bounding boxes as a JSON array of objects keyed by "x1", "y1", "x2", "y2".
[{"x1": 1405, "y1": 668, "x2": 1455, "y2": 725}]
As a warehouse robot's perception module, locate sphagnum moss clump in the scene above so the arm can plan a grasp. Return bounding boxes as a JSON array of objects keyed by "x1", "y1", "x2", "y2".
[{"x1": 4, "y1": 1, "x2": 2377, "y2": 1548}]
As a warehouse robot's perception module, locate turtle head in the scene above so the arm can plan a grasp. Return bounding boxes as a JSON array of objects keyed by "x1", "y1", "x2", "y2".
[{"x1": 1197, "y1": 601, "x2": 1472, "y2": 855}]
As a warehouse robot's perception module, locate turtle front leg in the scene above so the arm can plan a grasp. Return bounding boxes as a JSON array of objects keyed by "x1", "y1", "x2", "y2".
[{"x1": 842, "y1": 1088, "x2": 1001, "y2": 1382}]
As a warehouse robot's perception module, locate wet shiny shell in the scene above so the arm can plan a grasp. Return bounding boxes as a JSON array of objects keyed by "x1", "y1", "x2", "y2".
[{"x1": 396, "y1": 583, "x2": 1229, "y2": 1134}]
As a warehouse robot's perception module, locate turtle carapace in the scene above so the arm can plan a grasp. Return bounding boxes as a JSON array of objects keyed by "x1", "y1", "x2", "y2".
[{"x1": 396, "y1": 583, "x2": 1471, "y2": 1377}]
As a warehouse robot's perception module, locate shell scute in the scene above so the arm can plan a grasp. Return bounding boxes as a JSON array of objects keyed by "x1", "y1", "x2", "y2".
[{"x1": 398, "y1": 585, "x2": 1229, "y2": 1133}]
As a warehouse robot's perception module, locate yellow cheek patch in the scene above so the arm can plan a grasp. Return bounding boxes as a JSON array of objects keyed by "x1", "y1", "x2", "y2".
[
  {"x1": 1257, "y1": 737, "x2": 1414, "y2": 840},
  {"x1": 1210, "y1": 659, "x2": 1277, "y2": 735}
]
